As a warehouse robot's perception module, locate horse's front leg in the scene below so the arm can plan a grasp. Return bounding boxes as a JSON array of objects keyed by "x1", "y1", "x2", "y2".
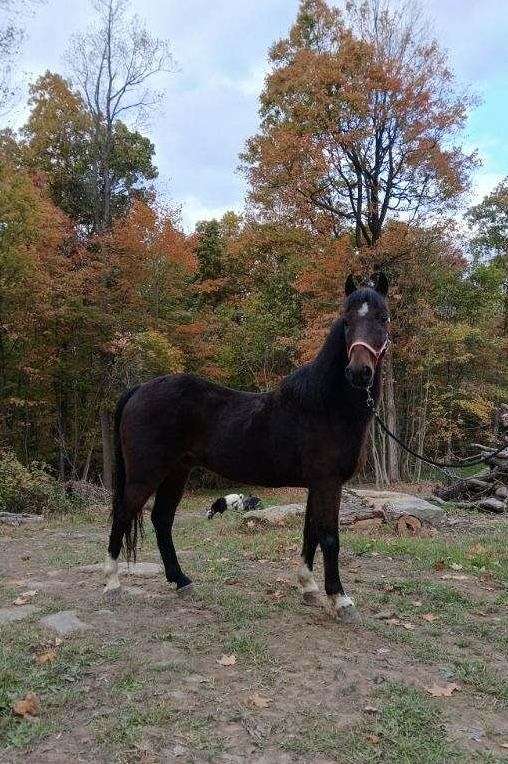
[{"x1": 316, "y1": 481, "x2": 359, "y2": 623}]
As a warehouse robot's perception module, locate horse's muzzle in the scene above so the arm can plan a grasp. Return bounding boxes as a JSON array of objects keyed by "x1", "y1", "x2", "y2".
[{"x1": 345, "y1": 362, "x2": 374, "y2": 389}]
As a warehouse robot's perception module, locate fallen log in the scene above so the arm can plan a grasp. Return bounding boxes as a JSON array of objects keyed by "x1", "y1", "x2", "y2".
[{"x1": 396, "y1": 515, "x2": 423, "y2": 537}]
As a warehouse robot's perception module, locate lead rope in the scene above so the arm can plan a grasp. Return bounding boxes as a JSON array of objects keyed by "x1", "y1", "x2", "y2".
[{"x1": 364, "y1": 386, "x2": 506, "y2": 481}]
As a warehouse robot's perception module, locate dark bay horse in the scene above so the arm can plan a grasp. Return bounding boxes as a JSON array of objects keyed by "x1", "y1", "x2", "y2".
[{"x1": 105, "y1": 274, "x2": 390, "y2": 621}]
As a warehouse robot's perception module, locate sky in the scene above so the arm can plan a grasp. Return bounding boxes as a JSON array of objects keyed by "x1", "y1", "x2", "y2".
[{"x1": 7, "y1": 0, "x2": 508, "y2": 231}]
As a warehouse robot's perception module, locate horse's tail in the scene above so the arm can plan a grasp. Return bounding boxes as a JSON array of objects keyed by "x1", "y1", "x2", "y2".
[{"x1": 111, "y1": 385, "x2": 140, "y2": 562}]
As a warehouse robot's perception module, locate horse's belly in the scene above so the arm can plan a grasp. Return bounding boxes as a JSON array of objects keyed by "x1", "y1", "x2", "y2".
[{"x1": 199, "y1": 427, "x2": 303, "y2": 487}]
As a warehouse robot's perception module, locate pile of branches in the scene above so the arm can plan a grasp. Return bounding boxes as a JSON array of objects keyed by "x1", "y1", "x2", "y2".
[{"x1": 434, "y1": 405, "x2": 508, "y2": 514}]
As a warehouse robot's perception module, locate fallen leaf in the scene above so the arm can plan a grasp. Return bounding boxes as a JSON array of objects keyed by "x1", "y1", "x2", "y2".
[
  {"x1": 13, "y1": 590, "x2": 37, "y2": 606},
  {"x1": 12, "y1": 692, "x2": 40, "y2": 718},
  {"x1": 367, "y1": 734, "x2": 380, "y2": 744},
  {"x1": 35, "y1": 649, "x2": 57, "y2": 665},
  {"x1": 433, "y1": 560, "x2": 446, "y2": 572},
  {"x1": 422, "y1": 613, "x2": 439, "y2": 622},
  {"x1": 425, "y1": 682, "x2": 460, "y2": 697},
  {"x1": 249, "y1": 692, "x2": 271, "y2": 709},
  {"x1": 363, "y1": 705, "x2": 379, "y2": 713},
  {"x1": 217, "y1": 654, "x2": 236, "y2": 667}
]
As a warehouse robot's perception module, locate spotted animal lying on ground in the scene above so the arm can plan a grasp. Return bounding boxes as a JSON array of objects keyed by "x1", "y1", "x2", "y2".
[{"x1": 206, "y1": 493, "x2": 263, "y2": 519}]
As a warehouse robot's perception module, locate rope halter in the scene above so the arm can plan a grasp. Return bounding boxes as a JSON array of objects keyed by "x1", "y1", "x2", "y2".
[{"x1": 347, "y1": 337, "x2": 389, "y2": 365}]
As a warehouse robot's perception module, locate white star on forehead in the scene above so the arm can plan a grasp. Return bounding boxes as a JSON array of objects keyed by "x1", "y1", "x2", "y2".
[{"x1": 358, "y1": 302, "x2": 369, "y2": 317}]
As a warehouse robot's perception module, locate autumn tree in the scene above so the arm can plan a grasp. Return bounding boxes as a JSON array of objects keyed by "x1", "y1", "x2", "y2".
[
  {"x1": 67, "y1": 0, "x2": 173, "y2": 231},
  {"x1": 467, "y1": 177, "x2": 508, "y2": 333},
  {"x1": 195, "y1": 220, "x2": 224, "y2": 281},
  {"x1": 22, "y1": 71, "x2": 158, "y2": 230},
  {"x1": 243, "y1": 0, "x2": 476, "y2": 481},
  {"x1": 244, "y1": 0, "x2": 475, "y2": 245}
]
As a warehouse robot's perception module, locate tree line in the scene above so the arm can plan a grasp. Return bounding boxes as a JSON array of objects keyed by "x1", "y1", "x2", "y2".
[{"x1": 0, "y1": 0, "x2": 506, "y2": 487}]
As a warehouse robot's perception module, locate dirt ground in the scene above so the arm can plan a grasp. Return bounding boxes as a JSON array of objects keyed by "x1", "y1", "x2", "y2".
[{"x1": 0, "y1": 489, "x2": 507, "y2": 763}]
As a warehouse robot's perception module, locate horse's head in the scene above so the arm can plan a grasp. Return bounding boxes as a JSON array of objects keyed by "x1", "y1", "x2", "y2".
[{"x1": 343, "y1": 273, "x2": 390, "y2": 390}]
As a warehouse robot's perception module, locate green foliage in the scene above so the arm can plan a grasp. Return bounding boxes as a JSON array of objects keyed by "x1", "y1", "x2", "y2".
[
  {"x1": 21, "y1": 71, "x2": 158, "y2": 230},
  {"x1": 215, "y1": 274, "x2": 301, "y2": 389},
  {"x1": 195, "y1": 219, "x2": 224, "y2": 281},
  {"x1": 0, "y1": 451, "x2": 82, "y2": 514},
  {"x1": 110, "y1": 329, "x2": 184, "y2": 387}
]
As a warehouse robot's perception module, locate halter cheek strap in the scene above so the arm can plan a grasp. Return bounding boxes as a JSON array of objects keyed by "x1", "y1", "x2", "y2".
[{"x1": 348, "y1": 338, "x2": 389, "y2": 365}]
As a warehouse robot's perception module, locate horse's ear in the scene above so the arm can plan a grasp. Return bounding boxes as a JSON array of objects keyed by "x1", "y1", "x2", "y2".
[
  {"x1": 375, "y1": 272, "x2": 389, "y2": 296},
  {"x1": 345, "y1": 274, "x2": 357, "y2": 296}
]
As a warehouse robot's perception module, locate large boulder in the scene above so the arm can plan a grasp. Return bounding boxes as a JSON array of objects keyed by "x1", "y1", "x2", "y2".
[
  {"x1": 241, "y1": 489, "x2": 445, "y2": 529},
  {"x1": 354, "y1": 490, "x2": 445, "y2": 525},
  {"x1": 242, "y1": 503, "x2": 305, "y2": 526},
  {"x1": 241, "y1": 490, "x2": 384, "y2": 528}
]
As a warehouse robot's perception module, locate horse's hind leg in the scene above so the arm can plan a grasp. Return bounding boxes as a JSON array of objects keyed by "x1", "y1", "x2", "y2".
[
  {"x1": 105, "y1": 481, "x2": 153, "y2": 596},
  {"x1": 151, "y1": 471, "x2": 192, "y2": 595},
  {"x1": 298, "y1": 489, "x2": 321, "y2": 607}
]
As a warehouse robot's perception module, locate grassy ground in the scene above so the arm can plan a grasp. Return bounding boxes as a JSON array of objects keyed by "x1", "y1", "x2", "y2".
[{"x1": 0, "y1": 489, "x2": 507, "y2": 763}]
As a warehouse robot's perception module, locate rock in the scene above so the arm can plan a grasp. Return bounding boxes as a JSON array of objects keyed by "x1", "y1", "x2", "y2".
[
  {"x1": 39, "y1": 610, "x2": 91, "y2": 635},
  {"x1": 427, "y1": 496, "x2": 446, "y2": 506},
  {"x1": 79, "y1": 561, "x2": 162, "y2": 576},
  {"x1": 0, "y1": 605, "x2": 39, "y2": 624},
  {"x1": 354, "y1": 490, "x2": 445, "y2": 526},
  {"x1": 0, "y1": 512, "x2": 43, "y2": 526},
  {"x1": 242, "y1": 503, "x2": 305, "y2": 526},
  {"x1": 161, "y1": 745, "x2": 190, "y2": 760},
  {"x1": 474, "y1": 497, "x2": 506, "y2": 514},
  {"x1": 241, "y1": 490, "x2": 445, "y2": 528},
  {"x1": 495, "y1": 485, "x2": 508, "y2": 499}
]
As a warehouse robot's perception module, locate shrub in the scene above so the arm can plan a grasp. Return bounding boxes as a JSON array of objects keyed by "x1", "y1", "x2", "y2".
[{"x1": 0, "y1": 451, "x2": 83, "y2": 515}]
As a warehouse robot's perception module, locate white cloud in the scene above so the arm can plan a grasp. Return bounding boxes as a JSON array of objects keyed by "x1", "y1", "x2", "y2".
[
  {"x1": 179, "y1": 195, "x2": 243, "y2": 233},
  {"x1": 471, "y1": 170, "x2": 504, "y2": 204}
]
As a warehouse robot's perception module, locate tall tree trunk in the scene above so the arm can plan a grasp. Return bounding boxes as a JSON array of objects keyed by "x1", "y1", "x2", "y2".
[
  {"x1": 100, "y1": 407, "x2": 112, "y2": 491},
  {"x1": 384, "y1": 352, "x2": 400, "y2": 483},
  {"x1": 81, "y1": 439, "x2": 95, "y2": 482}
]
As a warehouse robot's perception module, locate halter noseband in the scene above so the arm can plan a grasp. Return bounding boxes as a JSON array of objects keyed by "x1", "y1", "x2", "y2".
[{"x1": 347, "y1": 338, "x2": 389, "y2": 365}]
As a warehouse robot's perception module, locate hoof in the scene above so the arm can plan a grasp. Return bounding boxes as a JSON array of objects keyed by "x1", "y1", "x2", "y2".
[
  {"x1": 335, "y1": 605, "x2": 361, "y2": 625},
  {"x1": 176, "y1": 582, "x2": 194, "y2": 598},
  {"x1": 302, "y1": 591, "x2": 322, "y2": 608}
]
